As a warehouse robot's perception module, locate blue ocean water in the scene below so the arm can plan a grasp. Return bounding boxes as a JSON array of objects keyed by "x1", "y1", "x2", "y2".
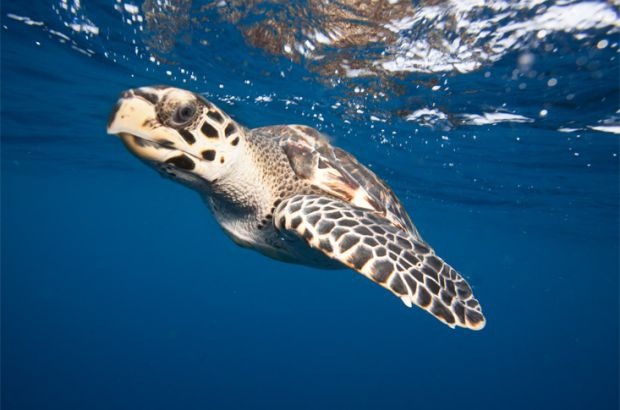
[{"x1": 1, "y1": 1, "x2": 619, "y2": 409}]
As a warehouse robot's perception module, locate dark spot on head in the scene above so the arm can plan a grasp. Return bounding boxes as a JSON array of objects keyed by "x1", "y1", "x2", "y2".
[
  {"x1": 225, "y1": 123, "x2": 237, "y2": 137},
  {"x1": 202, "y1": 150, "x2": 216, "y2": 161},
  {"x1": 231, "y1": 136, "x2": 240, "y2": 146},
  {"x1": 178, "y1": 129, "x2": 195, "y2": 144},
  {"x1": 220, "y1": 156, "x2": 225, "y2": 164},
  {"x1": 207, "y1": 110, "x2": 224, "y2": 123},
  {"x1": 201, "y1": 121, "x2": 219, "y2": 138},
  {"x1": 133, "y1": 89, "x2": 159, "y2": 105},
  {"x1": 165, "y1": 155, "x2": 195, "y2": 170}
]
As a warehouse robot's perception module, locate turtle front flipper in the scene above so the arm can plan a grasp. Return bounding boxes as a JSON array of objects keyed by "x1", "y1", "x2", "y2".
[{"x1": 274, "y1": 195, "x2": 486, "y2": 330}]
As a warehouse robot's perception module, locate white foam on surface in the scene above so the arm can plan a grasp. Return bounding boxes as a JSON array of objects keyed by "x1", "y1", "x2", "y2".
[
  {"x1": 460, "y1": 112, "x2": 534, "y2": 125},
  {"x1": 405, "y1": 108, "x2": 448, "y2": 122},
  {"x1": 588, "y1": 125, "x2": 620, "y2": 135},
  {"x1": 7, "y1": 14, "x2": 44, "y2": 26},
  {"x1": 379, "y1": 0, "x2": 620, "y2": 74}
]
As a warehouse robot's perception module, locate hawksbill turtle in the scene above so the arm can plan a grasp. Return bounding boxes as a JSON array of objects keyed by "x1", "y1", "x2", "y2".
[{"x1": 107, "y1": 86, "x2": 485, "y2": 330}]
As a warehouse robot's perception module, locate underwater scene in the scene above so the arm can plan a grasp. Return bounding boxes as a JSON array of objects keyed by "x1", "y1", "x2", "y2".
[{"x1": 1, "y1": 0, "x2": 619, "y2": 409}]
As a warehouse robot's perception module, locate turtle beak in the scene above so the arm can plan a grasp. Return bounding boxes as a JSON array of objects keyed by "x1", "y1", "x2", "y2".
[
  {"x1": 106, "y1": 88, "x2": 178, "y2": 163},
  {"x1": 106, "y1": 88, "x2": 160, "y2": 136}
]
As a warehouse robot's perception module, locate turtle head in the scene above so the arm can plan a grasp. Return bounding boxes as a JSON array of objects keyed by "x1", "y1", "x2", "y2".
[{"x1": 107, "y1": 86, "x2": 245, "y2": 189}]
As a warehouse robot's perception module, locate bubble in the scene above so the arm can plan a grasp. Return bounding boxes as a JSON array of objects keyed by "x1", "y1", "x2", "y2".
[
  {"x1": 597, "y1": 39, "x2": 608, "y2": 49},
  {"x1": 518, "y1": 52, "x2": 535, "y2": 69},
  {"x1": 539, "y1": 109, "x2": 548, "y2": 117},
  {"x1": 547, "y1": 78, "x2": 557, "y2": 87}
]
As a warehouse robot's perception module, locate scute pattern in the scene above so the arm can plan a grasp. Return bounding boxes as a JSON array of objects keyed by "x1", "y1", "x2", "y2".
[
  {"x1": 252, "y1": 125, "x2": 422, "y2": 241},
  {"x1": 275, "y1": 195, "x2": 485, "y2": 330}
]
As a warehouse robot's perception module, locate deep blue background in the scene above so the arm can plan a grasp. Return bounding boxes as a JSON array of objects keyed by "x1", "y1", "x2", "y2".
[{"x1": 2, "y1": 1, "x2": 619, "y2": 409}]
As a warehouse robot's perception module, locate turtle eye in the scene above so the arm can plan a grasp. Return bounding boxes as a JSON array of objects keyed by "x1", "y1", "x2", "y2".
[{"x1": 172, "y1": 103, "x2": 196, "y2": 125}]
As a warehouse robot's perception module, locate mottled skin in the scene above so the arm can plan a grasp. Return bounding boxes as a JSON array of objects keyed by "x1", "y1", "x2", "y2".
[
  {"x1": 205, "y1": 129, "x2": 334, "y2": 267},
  {"x1": 107, "y1": 86, "x2": 485, "y2": 330}
]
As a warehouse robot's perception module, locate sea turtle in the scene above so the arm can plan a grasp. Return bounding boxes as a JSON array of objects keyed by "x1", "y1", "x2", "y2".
[{"x1": 107, "y1": 86, "x2": 485, "y2": 330}]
